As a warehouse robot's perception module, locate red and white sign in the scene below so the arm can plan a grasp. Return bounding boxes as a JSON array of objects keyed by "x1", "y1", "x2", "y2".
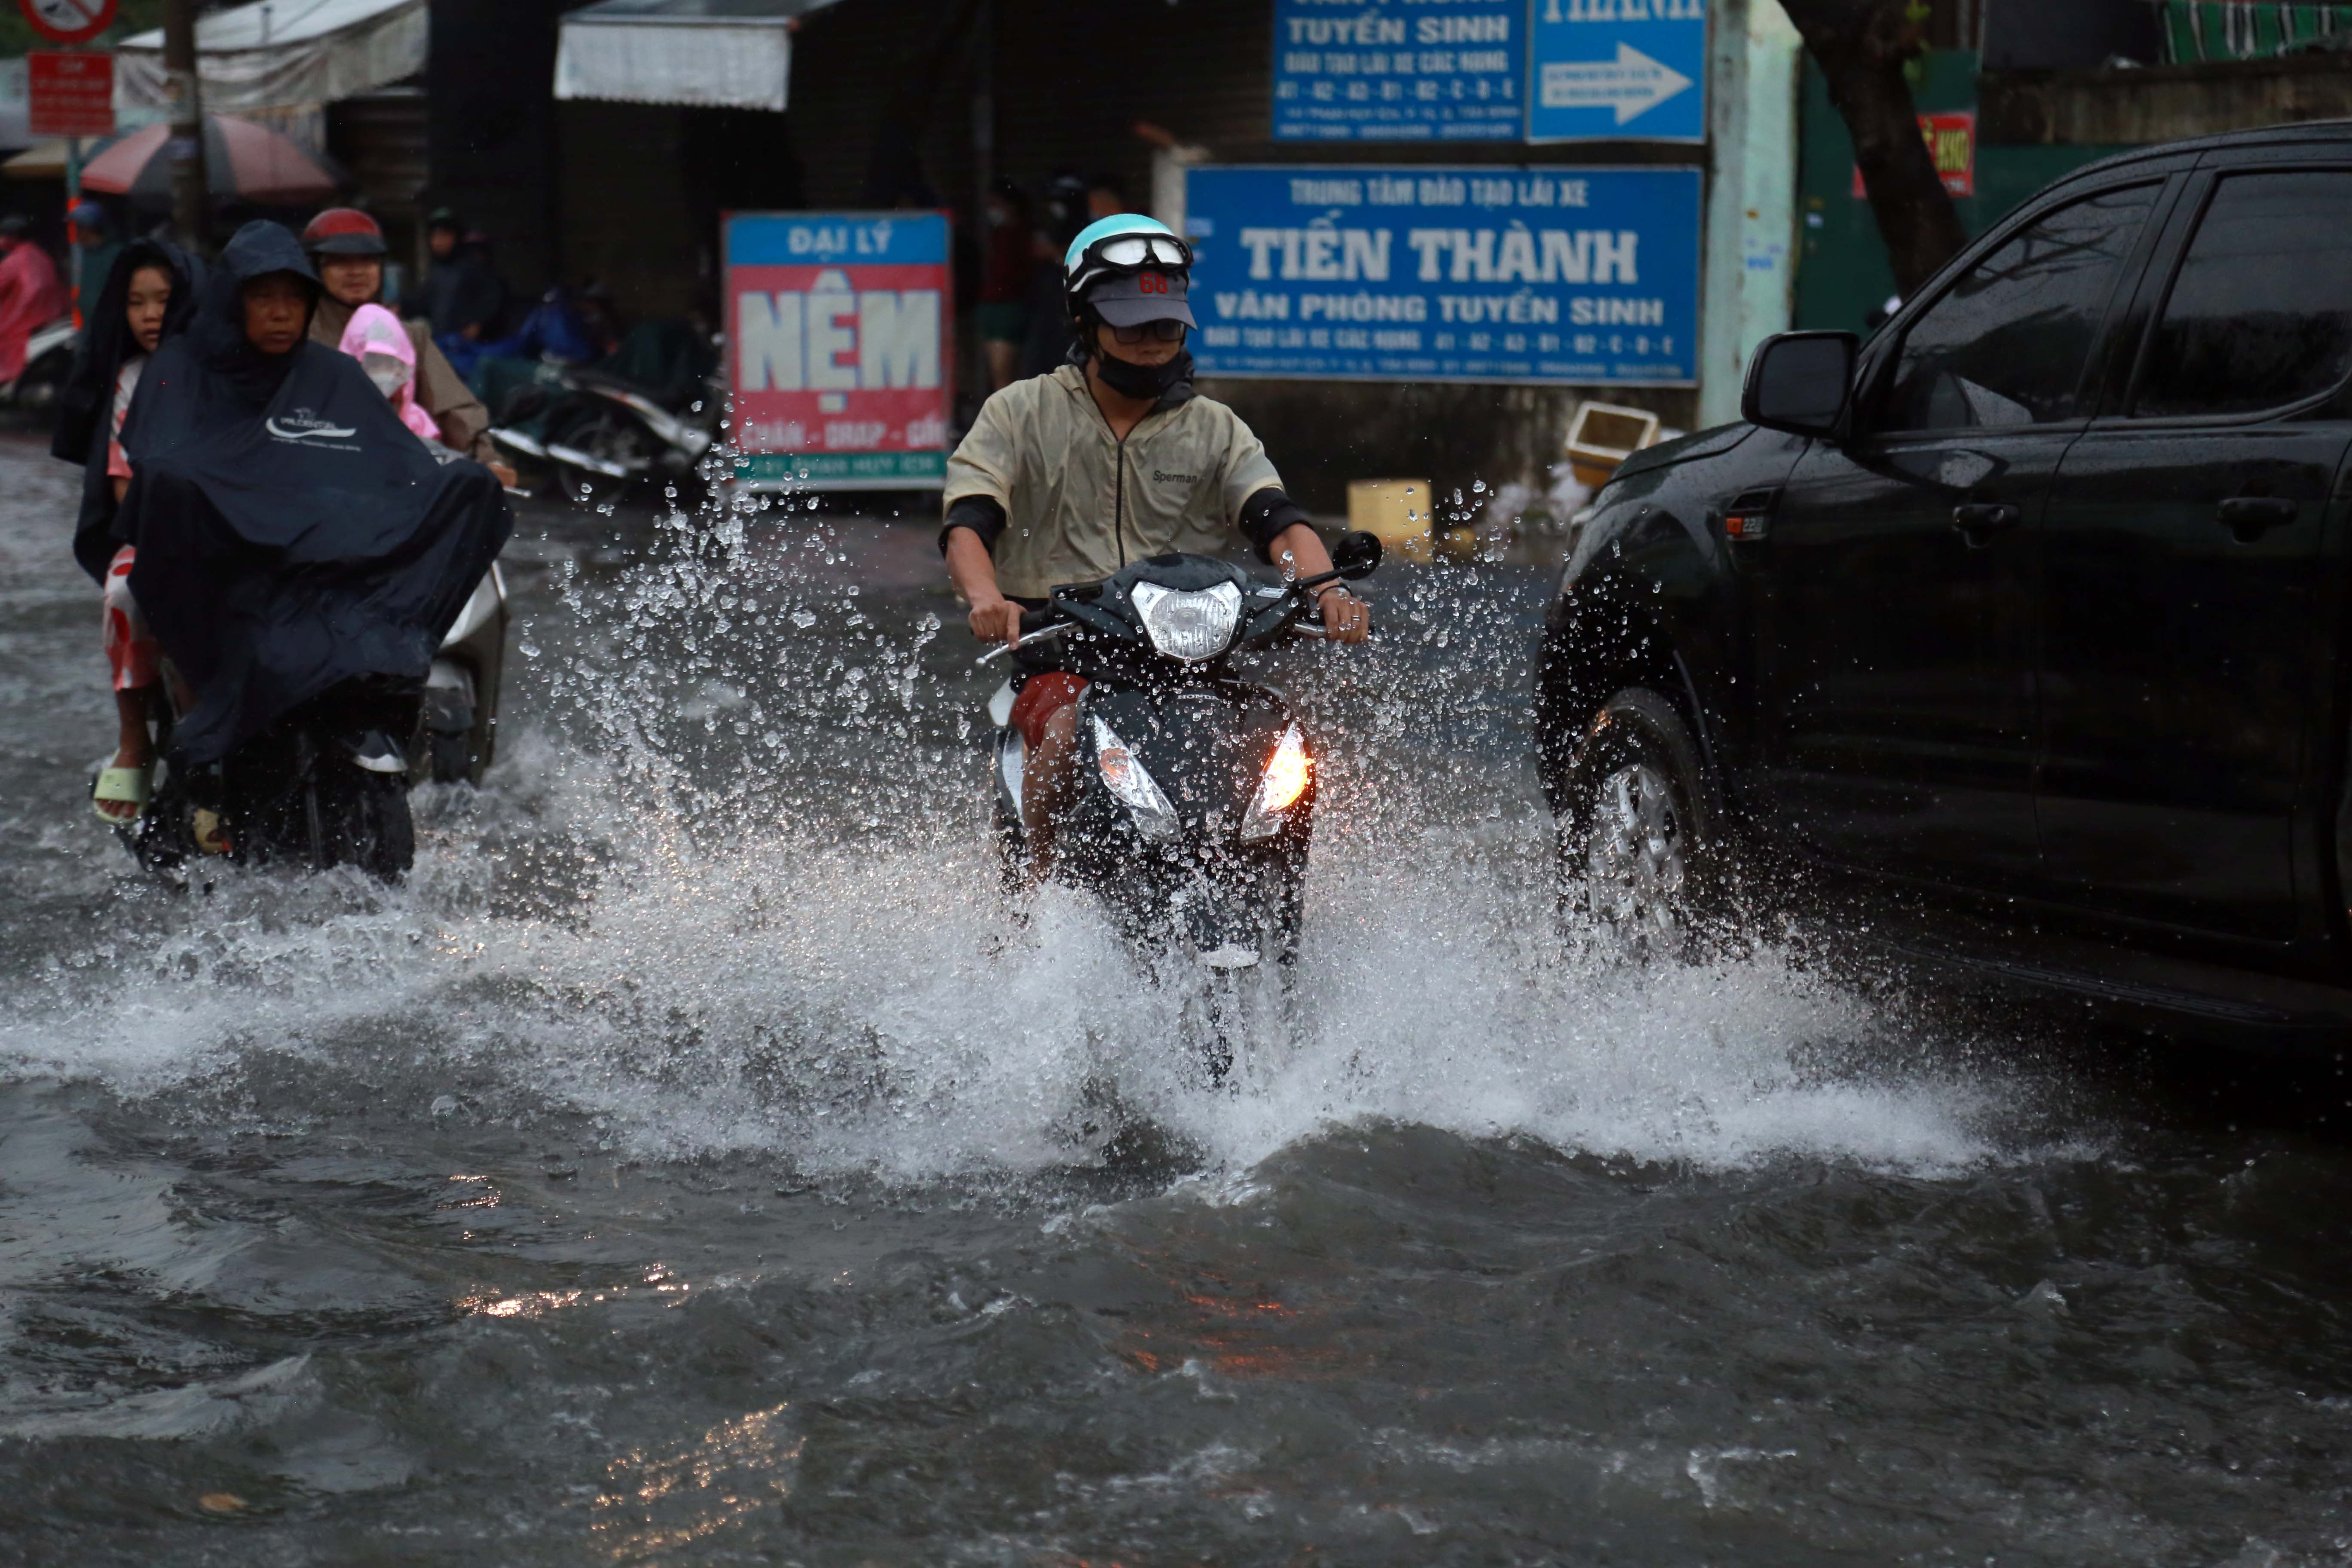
[
  {"x1": 1853, "y1": 110, "x2": 1977, "y2": 200},
  {"x1": 724, "y1": 212, "x2": 953, "y2": 490},
  {"x1": 18, "y1": 0, "x2": 117, "y2": 46},
  {"x1": 28, "y1": 50, "x2": 115, "y2": 139}
]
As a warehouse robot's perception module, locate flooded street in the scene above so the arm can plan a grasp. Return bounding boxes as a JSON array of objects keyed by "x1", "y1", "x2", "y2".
[{"x1": 6, "y1": 432, "x2": 2352, "y2": 1565}]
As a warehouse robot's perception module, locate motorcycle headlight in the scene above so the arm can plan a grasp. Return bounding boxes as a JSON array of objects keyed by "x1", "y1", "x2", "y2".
[
  {"x1": 1128, "y1": 580, "x2": 1242, "y2": 662},
  {"x1": 1240, "y1": 724, "x2": 1311, "y2": 842},
  {"x1": 1092, "y1": 717, "x2": 1177, "y2": 839}
]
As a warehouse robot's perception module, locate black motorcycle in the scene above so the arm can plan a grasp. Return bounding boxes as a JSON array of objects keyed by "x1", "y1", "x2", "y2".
[
  {"x1": 119, "y1": 564, "x2": 509, "y2": 882},
  {"x1": 128, "y1": 675, "x2": 420, "y2": 883},
  {"x1": 979, "y1": 532, "x2": 1381, "y2": 1080},
  {"x1": 484, "y1": 358, "x2": 720, "y2": 505}
]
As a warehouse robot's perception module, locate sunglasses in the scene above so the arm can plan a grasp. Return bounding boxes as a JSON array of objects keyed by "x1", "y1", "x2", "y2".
[
  {"x1": 1090, "y1": 233, "x2": 1193, "y2": 270},
  {"x1": 1111, "y1": 319, "x2": 1188, "y2": 345}
]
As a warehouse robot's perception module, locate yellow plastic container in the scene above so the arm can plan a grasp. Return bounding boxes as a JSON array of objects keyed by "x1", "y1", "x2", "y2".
[
  {"x1": 1348, "y1": 478, "x2": 1434, "y2": 562},
  {"x1": 1564, "y1": 402, "x2": 1662, "y2": 491}
]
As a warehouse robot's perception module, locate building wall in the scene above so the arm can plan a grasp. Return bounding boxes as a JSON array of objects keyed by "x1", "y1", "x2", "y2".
[
  {"x1": 784, "y1": 0, "x2": 1704, "y2": 505},
  {"x1": 556, "y1": 101, "x2": 701, "y2": 318},
  {"x1": 1981, "y1": 53, "x2": 2352, "y2": 143},
  {"x1": 427, "y1": 0, "x2": 573, "y2": 303}
]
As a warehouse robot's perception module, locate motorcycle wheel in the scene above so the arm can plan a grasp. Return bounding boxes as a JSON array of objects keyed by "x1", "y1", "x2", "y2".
[
  {"x1": 354, "y1": 769, "x2": 415, "y2": 882},
  {"x1": 315, "y1": 762, "x2": 414, "y2": 882},
  {"x1": 990, "y1": 789, "x2": 1027, "y2": 905},
  {"x1": 428, "y1": 730, "x2": 473, "y2": 785},
  {"x1": 554, "y1": 409, "x2": 652, "y2": 509},
  {"x1": 1181, "y1": 953, "x2": 1293, "y2": 1090}
]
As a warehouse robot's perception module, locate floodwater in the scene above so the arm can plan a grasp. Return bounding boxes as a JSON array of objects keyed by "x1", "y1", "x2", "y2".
[{"x1": 4, "y1": 435, "x2": 2352, "y2": 1565}]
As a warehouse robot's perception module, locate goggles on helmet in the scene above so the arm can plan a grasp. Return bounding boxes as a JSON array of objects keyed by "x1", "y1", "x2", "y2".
[{"x1": 1087, "y1": 232, "x2": 1192, "y2": 271}]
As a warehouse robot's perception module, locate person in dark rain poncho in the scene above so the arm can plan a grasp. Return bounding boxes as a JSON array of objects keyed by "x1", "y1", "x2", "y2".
[{"x1": 113, "y1": 220, "x2": 512, "y2": 772}]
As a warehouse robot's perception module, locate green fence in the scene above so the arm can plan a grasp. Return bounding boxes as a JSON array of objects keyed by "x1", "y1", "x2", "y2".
[{"x1": 2157, "y1": 2, "x2": 2352, "y2": 61}]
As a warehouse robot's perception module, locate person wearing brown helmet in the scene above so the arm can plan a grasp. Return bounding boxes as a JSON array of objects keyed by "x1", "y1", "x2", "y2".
[{"x1": 299, "y1": 207, "x2": 516, "y2": 487}]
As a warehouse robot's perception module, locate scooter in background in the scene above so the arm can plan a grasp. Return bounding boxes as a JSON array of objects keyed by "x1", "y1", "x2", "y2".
[
  {"x1": 3, "y1": 316, "x2": 77, "y2": 410},
  {"x1": 487, "y1": 364, "x2": 720, "y2": 505}
]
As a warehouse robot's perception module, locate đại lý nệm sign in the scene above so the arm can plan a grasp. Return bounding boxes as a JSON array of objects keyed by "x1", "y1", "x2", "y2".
[{"x1": 726, "y1": 212, "x2": 952, "y2": 492}]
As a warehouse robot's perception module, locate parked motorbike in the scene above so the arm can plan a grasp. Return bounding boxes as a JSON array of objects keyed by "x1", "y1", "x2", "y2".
[
  {"x1": 978, "y1": 532, "x2": 1381, "y2": 1080},
  {"x1": 121, "y1": 567, "x2": 509, "y2": 882},
  {"x1": 485, "y1": 362, "x2": 719, "y2": 505},
  {"x1": 4, "y1": 315, "x2": 76, "y2": 410}
]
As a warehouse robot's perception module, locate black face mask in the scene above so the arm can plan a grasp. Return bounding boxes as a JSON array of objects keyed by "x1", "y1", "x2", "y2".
[{"x1": 1092, "y1": 343, "x2": 1194, "y2": 403}]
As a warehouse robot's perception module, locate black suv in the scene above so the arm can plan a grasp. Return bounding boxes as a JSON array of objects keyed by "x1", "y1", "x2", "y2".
[{"x1": 1535, "y1": 122, "x2": 2352, "y2": 1042}]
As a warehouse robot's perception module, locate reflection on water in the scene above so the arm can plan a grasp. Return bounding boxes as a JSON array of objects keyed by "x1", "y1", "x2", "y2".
[{"x1": 594, "y1": 1402, "x2": 800, "y2": 1561}]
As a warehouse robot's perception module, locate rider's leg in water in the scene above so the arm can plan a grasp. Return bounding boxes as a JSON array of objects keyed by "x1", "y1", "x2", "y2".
[
  {"x1": 1022, "y1": 702, "x2": 1081, "y2": 882},
  {"x1": 99, "y1": 546, "x2": 159, "y2": 822}
]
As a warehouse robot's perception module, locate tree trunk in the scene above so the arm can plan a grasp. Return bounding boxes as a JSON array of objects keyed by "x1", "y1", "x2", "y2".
[
  {"x1": 162, "y1": 0, "x2": 208, "y2": 254},
  {"x1": 1781, "y1": 0, "x2": 1967, "y2": 299}
]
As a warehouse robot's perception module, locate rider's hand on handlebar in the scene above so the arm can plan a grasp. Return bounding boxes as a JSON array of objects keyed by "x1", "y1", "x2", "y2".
[
  {"x1": 1316, "y1": 585, "x2": 1372, "y2": 645},
  {"x1": 969, "y1": 593, "x2": 1024, "y2": 648}
]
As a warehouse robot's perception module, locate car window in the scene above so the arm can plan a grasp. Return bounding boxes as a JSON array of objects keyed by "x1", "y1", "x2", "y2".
[
  {"x1": 1880, "y1": 184, "x2": 2159, "y2": 434},
  {"x1": 2134, "y1": 170, "x2": 2352, "y2": 419}
]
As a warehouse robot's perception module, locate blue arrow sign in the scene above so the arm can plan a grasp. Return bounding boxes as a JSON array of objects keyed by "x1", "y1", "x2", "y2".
[{"x1": 1527, "y1": 0, "x2": 1708, "y2": 144}]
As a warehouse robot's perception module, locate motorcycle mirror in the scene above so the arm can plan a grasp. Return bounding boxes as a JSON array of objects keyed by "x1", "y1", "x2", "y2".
[{"x1": 1329, "y1": 530, "x2": 1382, "y2": 581}]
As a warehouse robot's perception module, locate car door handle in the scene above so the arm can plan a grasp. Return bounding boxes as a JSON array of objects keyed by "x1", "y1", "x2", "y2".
[
  {"x1": 2218, "y1": 495, "x2": 2298, "y2": 540},
  {"x1": 1950, "y1": 502, "x2": 2020, "y2": 545}
]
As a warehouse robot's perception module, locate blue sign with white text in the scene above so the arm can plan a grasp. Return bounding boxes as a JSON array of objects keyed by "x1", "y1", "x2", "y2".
[
  {"x1": 1184, "y1": 165, "x2": 1701, "y2": 386},
  {"x1": 1272, "y1": 0, "x2": 1524, "y2": 142},
  {"x1": 1526, "y1": 0, "x2": 1709, "y2": 144}
]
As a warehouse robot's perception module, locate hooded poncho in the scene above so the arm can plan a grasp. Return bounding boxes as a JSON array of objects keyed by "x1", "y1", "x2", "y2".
[
  {"x1": 337, "y1": 302, "x2": 443, "y2": 444},
  {"x1": 114, "y1": 220, "x2": 513, "y2": 767},
  {"x1": 52, "y1": 237, "x2": 204, "y2": 582}
]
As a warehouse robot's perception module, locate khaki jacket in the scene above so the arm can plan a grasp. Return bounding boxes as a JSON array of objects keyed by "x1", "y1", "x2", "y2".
[
  {"x1": 945, "y1": 364, "x2": 1283, "y2": 599},
  {"x1": 310, "y1": 294, "x2": 497, "y2": 463}
]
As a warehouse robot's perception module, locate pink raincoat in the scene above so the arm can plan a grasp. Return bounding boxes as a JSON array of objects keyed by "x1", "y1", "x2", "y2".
[
  {"x1": 0, "y1": 239, "x2": 65, "y2": 386},
  {"x1": 336, "y1": 302, "x2": 442, "y2": 443}
]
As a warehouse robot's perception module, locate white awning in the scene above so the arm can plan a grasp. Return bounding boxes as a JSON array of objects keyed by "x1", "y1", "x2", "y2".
[
  {"x1": 555, "y1": 0, "x2": 842, "y2": 113},
  {"x1": 115, "y1": 0, "x2": 426, "y2": 114}
]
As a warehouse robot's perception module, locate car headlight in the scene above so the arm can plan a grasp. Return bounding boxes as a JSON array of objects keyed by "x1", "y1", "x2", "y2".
[
  {"x1": 1128, "y1": 580, "x2": 1242, "y2": 662},
  {"x1": 1092, "y1": 717, "x2": 1177, "y2": 839},
  {"x1": 1240, "y1": 724, "x2": 1311, "y2": 842}
]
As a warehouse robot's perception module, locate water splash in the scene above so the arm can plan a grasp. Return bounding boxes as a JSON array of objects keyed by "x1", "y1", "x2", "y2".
[{"x1": 0, "y1": 469, "x2": 2021, "y2": 1187}]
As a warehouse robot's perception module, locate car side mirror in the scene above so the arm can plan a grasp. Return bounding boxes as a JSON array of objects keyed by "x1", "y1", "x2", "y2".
[
  {"x1": 1328, "y1": 530, "x2": 1382, "y2": 580},
  {"x1": 1743, "y1": 331, "x2": 1858, "y2": 439}
]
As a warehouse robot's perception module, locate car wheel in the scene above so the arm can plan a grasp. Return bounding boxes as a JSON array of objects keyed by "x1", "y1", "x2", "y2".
[{"x1": 1559, "y1": 686, "x2": 1718, "y2": 959}]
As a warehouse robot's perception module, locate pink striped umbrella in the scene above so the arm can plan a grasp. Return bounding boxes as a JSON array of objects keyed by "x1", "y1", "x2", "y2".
[{"x1": 79, "y1": 115, "x2": 342, "y2": 205}]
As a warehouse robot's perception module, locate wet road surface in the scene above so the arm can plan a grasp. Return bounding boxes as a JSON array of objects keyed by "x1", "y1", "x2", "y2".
[{"x1": 4, "y1": 436, "x2": 2352, "y2": 1565}]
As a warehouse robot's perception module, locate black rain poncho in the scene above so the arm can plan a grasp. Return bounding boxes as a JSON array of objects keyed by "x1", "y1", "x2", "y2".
[
  {"x1": 51, "y1": 236, "x2": 204, "y2": 582},
  {"x1": 115, "y1": 221, "x2": 513, "y2": 767}
]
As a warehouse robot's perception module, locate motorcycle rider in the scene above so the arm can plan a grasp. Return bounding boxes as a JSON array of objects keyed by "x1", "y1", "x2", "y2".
[
  {"x1": 113, "y1": 220, "x2": 510, "y2": 785},
  {"x1": 942, "y1": 213, "x2": 1370, "y2": 880},
  {"x1": 299, "y1": 208, "x2": 516, "y2": 488},
  {"x1": 0, "y1": 214, "x2": 65, "y2": 394}
]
